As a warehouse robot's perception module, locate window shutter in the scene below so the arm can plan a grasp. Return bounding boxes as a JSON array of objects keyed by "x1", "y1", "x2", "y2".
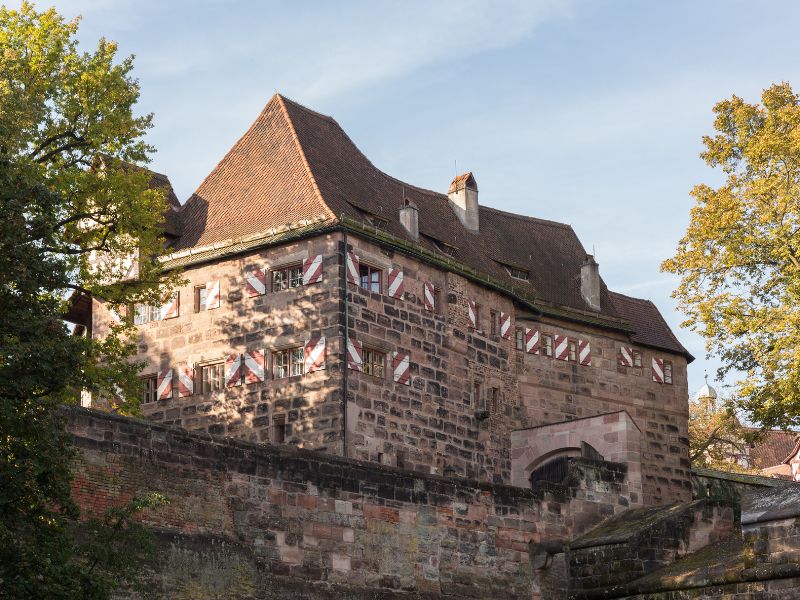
[
  {"x1": 304, "y1": 337, "x2": 326, "y2": 372},
  {"x1": 303, "y1": 254, "x2": 324, "y2": 285},
  {"x1": 652, "y1": 357, "x2": 664, "y2": 383},
  {"x1": 160, "y1": 291, "x2": 179, "y2": 320},
  {"x1": 243, "y1": 349, "x2": 265, "y2": 383},
  {"x1": 619, "y1": 346, "x2": 634, "y2": 367},
  {"x1": 346, "y1": 252, "x2": 360, "y2": 284},
  {"x1": 423, "y1": 282, "x2": 435, "y2": 311},
  {"x1": 387, "y1": 268, "x2": 404, "y2": 299},
  {"x1": 245, "y1": 267, "x2": 267, "y2": 297},
  {"x1": 578, "y1": 340, "x2": 592, "y2": 366},
  {"x1": 467, "y1": 299, "x2": 477, "y2": 328},
  {"x1": 206, "y1": 280, "x2": 221, "y2": 309},
  {"x1": 499, "y1": 312, "x2": 512, "y2": 339},
  {"x1": 554, "y1": 334, "x2": 569, "y2": 361},
  {"x1": 157, "y1": 368, "x2": 173, "y2": 400},
  {"x1": 392, "y1": 351, "x2": 410, "y2": 385},
  {"x1": 347, "y1": 338, "x2": 363, "y2": 371},
  {"x1": 525, "y1": 328, "x2": 540, "y2": 354},
  {"x1": 177, "y1": 366, "x2": 194, "y2": 397},
  {"x1": 225, "y1": 353, "x2": 242, "y2": 387}
]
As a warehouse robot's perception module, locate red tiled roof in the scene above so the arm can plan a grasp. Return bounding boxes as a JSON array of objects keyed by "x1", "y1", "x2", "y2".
[
  {"x1": 608, "y1": 291, "x2": 692, "y2": 359},
  {"x1": 167, "y1": 94, "x2": 689, "y2": 358},
  {"x1": 744, "y1": 429, "x2": 800, "y2": 468}
]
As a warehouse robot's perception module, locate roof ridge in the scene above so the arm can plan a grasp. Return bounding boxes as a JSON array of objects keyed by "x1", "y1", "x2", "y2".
[
  {"x1": 480, "y1": 205, "x2": 572, "y2": 230},
  {"x1": 275, "y1": 94, "x2": 337, "y2": 222}
]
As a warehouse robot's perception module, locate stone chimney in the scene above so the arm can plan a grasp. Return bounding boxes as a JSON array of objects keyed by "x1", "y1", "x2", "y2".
[
  {"x1": 399, "y1": 200, "x2": 419, "y2": 241},
  {"x1": 581, "y1": 254, "x2": 601, "y2": 311},
  {"x1": 448, "y1": 172, "x2": 479, "y2": 233}
]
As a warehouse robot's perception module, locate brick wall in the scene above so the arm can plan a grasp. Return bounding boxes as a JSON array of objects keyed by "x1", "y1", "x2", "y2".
[{"x1": 65, "y1": 407, "x2": 635, "y2": 600}]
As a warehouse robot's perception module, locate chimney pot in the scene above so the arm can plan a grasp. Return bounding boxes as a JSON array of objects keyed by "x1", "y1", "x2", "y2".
[
  {"x1": 447, "y1": 172, "x2": 479, "y2": 232},
  {"x1": 581, "y1": 254, "x2": 601, "y2": 311}
]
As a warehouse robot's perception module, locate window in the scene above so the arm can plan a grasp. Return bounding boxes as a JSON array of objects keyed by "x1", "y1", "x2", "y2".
[
  {"x1": 194, "y1": 286, "x2": 207, "y2": 313},
  {"x1": 542, "y1": 334, "x2": 554, "y2": 357},
  {"x1": 359, "y1": 264, "x2": 382, "y2": 293},
  {"x1": 473, "y1": 382, "x2": 483, "y2": 409},
  {"x1": 515, "y1": 328, "x2": 524, "y2": 351},
  {"x1": 633, "y1": 350, "x2": 643, "y2": 367},
  {"x1": 272, "y1": 264, "x2": 303, "y2": 291},
  {"x1": 568, "y1": 339, "x2": 577, "y2": 362},
  {"x1": 474, "y1": 303, "x2": 481, "y2": 329},
  {"x1": 664, "y1": 360, "x2": 673, "y2": 385},
  {"x1": 201, "y1": 363, "x2": 224, "y2": 393},
  {"x1": 433, "y1": 240, "x2": 457, "y2": 258},
  {"x1": 362, "y1": 347, "x2": 385, "y2": 378},
  {"x1": 273, "y1": 413, "x2": 286, "y2": 443},
  {"x1": 433, "y1": 287, "x2": 442, "y2": 315},
  {"x1": 142, "y1": 375, "x2": 157, "y2": 404},
  {"x1": 490, "y1": 311, "x2": 497, "y2": 336},
  {"x1": 274, "y1": 347, "x2": 304, "y2": 379},
  {"x1": 490, "y1": 387, "x2": 500, "y2": 413},
  {"x1": 133, "y1": 303, "x2": 159, "y2": 325},
  {"x1": 504, "y1": 265, "x2": 530, "y2": 281}
]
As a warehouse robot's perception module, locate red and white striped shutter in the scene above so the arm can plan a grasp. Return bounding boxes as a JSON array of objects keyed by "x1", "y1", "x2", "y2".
[
  {"x1": 177, "y1": 366, "x2": 194, "y2": 397},
  {"x1": 160, "y1": 291, "x2": 179, "y2": 320},
  {"x1": 525, "y1": 328, "x2": 540, "y2": 354},
  {"x1": 243, "y1": 349, "x2": 265, "y2": 384},
  {"x1": 554, "y1": 334, "x2": 570, "y2": 361},
  {"x1": 387, "y1": 268, "x2": 404, "y2": 299},
  {"x1": 157, "y1": 368, "x2": 173, "y2": 400},
  {"x1": 206, "y1": 280, "x2": 221, "y2": 309},
  {"x1": 303, "y1": 254, "x2": 323, "y2": 285},
  {"x1": 578, "y1": 339, "x2": 592, "y2": 366},
  {"x1": 423, "y1": 282, "x2": 435, "y2": 312},
  {"x1": 652, "y1": 357, "x2": 664, "y2": 383},
  {"x1": 245, "y1": 267, "x2": 266, "y2": 297},
  {"x1": 467, "y1": 299, "x2": 477, "y2": 328},
  {"x1": 347, "y1": 338, "x2": 363, "y2": 371},
  {"x1": 346, "y1": 252, "x2": 360, "y2": 284},
  {"x1": 225, "y1": 353, "x2": 242, "y2": 387},
  {"x1": 619, "y1": 346, "x2": 634, "y2": 367},
  {"x1": 392, "y1": 351, "x2": 410, "y2": 385},
  {"x1": 500, "y1": 312, "x2": 512, "y2": 339},
  {"x1": 304, "y1": 336, "x2": 326, "y2": 373}
]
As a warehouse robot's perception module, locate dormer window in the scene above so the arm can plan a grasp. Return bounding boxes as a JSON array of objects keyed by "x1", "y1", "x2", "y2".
[
  {"x1": 504, "y1": 265, "x2": 529, "y2": 281},
  {"x1": 423, "y1": 234, "x2": 458, "y2": 258}
]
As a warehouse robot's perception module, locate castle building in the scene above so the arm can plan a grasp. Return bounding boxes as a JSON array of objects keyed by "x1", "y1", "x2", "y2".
[{"x1": 85, "y1": 94, "x2": 694, "y2": 505}]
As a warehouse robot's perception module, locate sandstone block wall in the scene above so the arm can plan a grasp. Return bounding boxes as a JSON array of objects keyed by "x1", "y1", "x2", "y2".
[{"x1": 66, "y1": 407, "x2": 634, "y2": 600}]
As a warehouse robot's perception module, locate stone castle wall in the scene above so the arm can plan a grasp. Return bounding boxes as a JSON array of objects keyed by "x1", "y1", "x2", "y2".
[
  {"x1": 66, "y1": 407, "x2": 634, "y2": 600},
  {"x1": 94, "y1": 230, "x2": 691, "y2": 505}
]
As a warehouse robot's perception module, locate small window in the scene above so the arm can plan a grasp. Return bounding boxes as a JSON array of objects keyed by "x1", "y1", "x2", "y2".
[
  {"x1": 473, "y1": 382, "x2": 483, "y2": 409},
  {"x1": 490, "y1": 387, "x2": 499, "y2": 413},
  {"x1": 359, "y1": 264, "x2": 382, "y2": 293},
  {"x1": 273, "y1": 413, "x2": 286, "y2": 443},
  {"x1": 434, "y1": 240, "x2": 457, "y2": 258},
  {"x1": 474, "y1": 303, "x2": 481, "y2": 329},
  {"x1": 504, "y1": 265, "x2": 530, "y2": 281},
  {"x1": 142, "y1": 375, "x2": 157, "y2": 404},
  {"x1": 194, "y1": 286, "x2": 207, "y2": 313},
  {"x1": 363, "y1": 347, "x2": 385, "y2": 378},
  {"x1": 274, "y1": 347, "x2": 305, "y2": 379},
  {"x1": 272, "y1": 264, "x2": 303, "y2": 292},
  {"x1": 433, "y1": 287, "x2": 442, "y2": 315},
  {"x1": 542, "y1": 334, "x2": 554, "y2": 357},
  {"x1": 568, "y1": 339, "x2": 577, "y2": 362},
  {"x1": 133, "y1": 303, "x2": 159, "y2": 325},
  {"x1": 515, "y1": 328, "x2": 524, "y2": 351},
  {"x1": 664, "y1": 361, "x2": 673, "y2": 385},
  {"x1": 201, "y1": 363, "x2": 224, "y2": 393},
  {"x1": 633, "y1": 351, "x2": 643, "y2": 367},
  {"x1": 490, "y1": 311, "x2": 497, "y2": 336}
]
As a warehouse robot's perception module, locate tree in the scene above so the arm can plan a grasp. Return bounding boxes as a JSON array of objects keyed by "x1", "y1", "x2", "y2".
[
  {"x1": 688, "y1": 392, "x2": 753, "y2": 472},
  {"x1": 663, "y1": 82, "x2": 800, "y2": 430},
  {"x1": 0, "y1": 3, "x2": 174, "y2": 597}
]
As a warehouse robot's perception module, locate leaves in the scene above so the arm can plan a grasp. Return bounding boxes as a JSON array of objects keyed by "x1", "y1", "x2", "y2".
[{"x1": 664, "y1": 82, "x2": 800, "y2": 429}]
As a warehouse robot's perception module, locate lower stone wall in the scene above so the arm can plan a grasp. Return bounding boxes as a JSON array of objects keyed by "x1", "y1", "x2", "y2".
[
  {"x1": 65, "y1": 407, "x2": 633, "y2": 599},
  {"x1": 616, "y1": 578, "x2": 800, "y2": 600}
]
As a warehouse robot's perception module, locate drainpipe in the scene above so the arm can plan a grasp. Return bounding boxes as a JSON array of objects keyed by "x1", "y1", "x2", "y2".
[{"x1": 342, "y1": 227, "x2": 349, "y2": 459}]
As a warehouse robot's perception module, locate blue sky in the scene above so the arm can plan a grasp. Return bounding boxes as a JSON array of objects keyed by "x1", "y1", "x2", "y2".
[{"x1": 41, "y1": 0, "x2": 800, "y2": 398}]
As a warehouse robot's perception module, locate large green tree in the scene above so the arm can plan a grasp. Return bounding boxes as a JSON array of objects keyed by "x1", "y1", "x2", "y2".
[
  {"x1": 0, "y1": 3, "x2": 174, "y2": 597},
  {"x1": 664, "y1": 82, "x2": 800, "y2": 429}
]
